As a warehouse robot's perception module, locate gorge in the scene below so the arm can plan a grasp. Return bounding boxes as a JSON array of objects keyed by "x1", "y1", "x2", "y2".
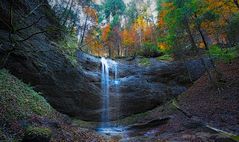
[{"x1": 0, "y1": 0, "x2": 239, "y2": 142}]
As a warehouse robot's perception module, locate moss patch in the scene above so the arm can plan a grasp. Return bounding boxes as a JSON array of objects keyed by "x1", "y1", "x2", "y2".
[
  {"x1": 139, "y1": 58, "x2": 151, "y2": 66},
  {"x1": 26, "y1": 126, "x2": 52, "y2": 137},
  {"x1": 72, "y1": 119, "x2": 99, "y2": 129},
  {"x1": 57, "y1": 33, "x2": 78, "y2": 66},
  {"x1": 0, "y1": 69, "x2": 55, "y2": 141},
  {"x1": 157, "y1": 54, "x2": 174, "y2": 61},
  {"x1": 0, "y1": 69, "x2": 53, "y2": 122}
]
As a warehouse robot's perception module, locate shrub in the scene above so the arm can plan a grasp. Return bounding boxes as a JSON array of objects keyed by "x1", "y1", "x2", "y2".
[
  {"x1": 209, "y1": 45, "x2": 238, "y2": 63},
  {"x1": 138, "y1": 42, "x2": 162, "y2": 57}
]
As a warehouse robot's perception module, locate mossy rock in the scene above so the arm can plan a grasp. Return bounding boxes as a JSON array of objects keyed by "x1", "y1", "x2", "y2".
[
  {"x1": 139, "y1": 58, "x2": 151, "y2": 66},
  {"x1": 23, "y1": 126, "x2": 52, "y2": 142},
  {"x1": 0, "y1": 69, "x2": 56, "y2": 141},
  {"x1": 0, "y1": 69, "x2": 53, "y2": 122}
]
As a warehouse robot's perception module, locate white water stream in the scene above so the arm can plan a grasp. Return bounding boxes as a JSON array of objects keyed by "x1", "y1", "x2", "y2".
[{"x1": 97, "y1": 57, "x2": 124, "y2": 134}]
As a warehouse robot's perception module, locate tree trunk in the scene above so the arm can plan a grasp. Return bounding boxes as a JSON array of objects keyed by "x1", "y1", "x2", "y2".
[
  {"x1": 108, "y1": 46, "x2": 111, "y2": 58},
  {"x1": 198, "y1": 26, "x2": 209, "y2": 50},
  {"x1": 60, "y1": 0, "x2": 71, "y2": 22},
  {"x1": 184, "y1": 17, "x2": 197, "y2": 50},
  {"x1": 62, "y1": 0, "x2": 73, "y2": 26},
  {"x1": 79, "y1": 14, "x2": 89, "y2": 50}
]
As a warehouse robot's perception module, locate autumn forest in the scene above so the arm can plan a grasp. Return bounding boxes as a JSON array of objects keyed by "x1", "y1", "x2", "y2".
[{"x1": 55, "y1": 0, "x2": 239, "y2": 59}]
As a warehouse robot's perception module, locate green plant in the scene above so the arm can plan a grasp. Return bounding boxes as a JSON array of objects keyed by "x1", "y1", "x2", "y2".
[
  {"x1": 209, "y1": 45, "x2": 238, "y2": 63},
  {"x1": 58, "y1": 33, "x2": 78, "y2": 66},
  {"x1": 157, "y1": 54, "x2": 174, "y2": 61},
  {"x1": 0, "y1": 69, "x2": 53, "y2": 122},
  {"x1": 139, "y1": 58, "x2": 151, "y2": 66}
]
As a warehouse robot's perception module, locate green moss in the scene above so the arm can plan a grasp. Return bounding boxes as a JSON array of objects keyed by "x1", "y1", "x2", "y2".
[
  {"x1": 139, "y1": 58, "x2": 151, "y2": 66},
  {"x1": 26, "y1": 126, "x2": 52, "y2": 137},
  {"x1": 72, "y1": 119, "x2": 99, "y2": 129},
  {"x1": 231, "y1": 136, "x2": 239, "y2": 142},
  {"x1": 116, "y1": 111, "x2": 150, "y2": 125},
  {"x1": 0, "y1": 69, "x2": 53, "y2": 122},
  {"x1": 157, "y1": 54, "x2": 174, "y2": 61},
  {"x1": 57, "y1": 33, "x2": 78, "y2": 66}
]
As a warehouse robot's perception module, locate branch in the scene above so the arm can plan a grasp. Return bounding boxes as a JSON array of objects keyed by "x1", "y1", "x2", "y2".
[
  {"x1": 25, "y1": 3, "x2": 48, "y2": 18},
  {"x1": 16, "y1": 16, "x2": 45, "y2": 32},
  {"x1": 16, "y1": 30, "x2": 48, "y2": 42},
  {"x1": 16, "y1": 27, "x2": 62, "y2": 43}
]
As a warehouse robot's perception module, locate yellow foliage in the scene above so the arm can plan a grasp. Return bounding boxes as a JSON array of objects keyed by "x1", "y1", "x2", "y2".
[{"x1": 158, "y1": 43, "x2": 168, "y2": 51}]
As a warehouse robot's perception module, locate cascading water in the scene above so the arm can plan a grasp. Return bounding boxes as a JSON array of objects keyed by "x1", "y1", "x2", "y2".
[
  {"x1": 101, "y1": 57, "x2": 110, "y2": 128},
  {"x1": 98, "y1": 57, "x2": 124, "y2": 135}
]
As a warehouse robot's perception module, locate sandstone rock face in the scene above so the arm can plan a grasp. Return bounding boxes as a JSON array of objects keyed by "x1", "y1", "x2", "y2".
[
  {"x1": 77, "y1": 53, "x2": 211, "y2": 120},
  {"x1": 0, "y1": 0, "x2": 211, "y2": 121},
  {"x1": 0, "y1": 0, "x2": 101, "y2": 121}
]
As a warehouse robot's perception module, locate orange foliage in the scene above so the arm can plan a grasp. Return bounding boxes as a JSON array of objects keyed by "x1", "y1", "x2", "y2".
[
  {"x1": 102, "y1": 24, "x2": 111, "y2": 42},
  {"x1": 121, "y1": 29, "x2": 136, "y2": 47},
  {"x1": 84, "y1": 7, "x2": 98, "y2": 23},
  {"x1": 85, "y1": 33, "x2": 103, "y2": 56}
]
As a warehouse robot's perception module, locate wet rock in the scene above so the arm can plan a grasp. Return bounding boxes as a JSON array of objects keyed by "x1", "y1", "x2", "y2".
[
  {"x1": 78, "y1": 54, "x2": 211, "y2": 120},
  {"x1": 0, "y1": 0, "x2": 211, "y2": 121},
  {"x1": 0, "y1": 0, "x2": 101, "y2": 121}
]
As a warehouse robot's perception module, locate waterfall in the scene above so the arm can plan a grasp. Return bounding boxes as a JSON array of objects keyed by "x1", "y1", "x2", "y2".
[
  {"x1": 114, "y1": 62, "x2": 119, "y2": 85},
  {"x1": 99, "y1": 57, "x2": 121, "y2": 133},
  {"x1": 101, "y1": 57, "x2": 110, "y2": 128}
]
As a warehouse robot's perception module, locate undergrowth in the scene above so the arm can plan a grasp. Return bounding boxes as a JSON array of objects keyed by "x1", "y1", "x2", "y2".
[
  {"x1": 209, "y1": 45, "x2": 239, "y2": 63},
  {"x1": 58, "y1": 32, "x2": 79, "y2": 66},
  {"x1": 0, "y1": 69, "x2": 54, "y2": 141}
]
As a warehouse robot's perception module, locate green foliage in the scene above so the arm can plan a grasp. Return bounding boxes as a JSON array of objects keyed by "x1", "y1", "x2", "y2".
[
  {"x1": 104, "y1": 0, "x2": 126, "y2": 18},
  {"x1": 26, "y1": 126, "x2": 52, "y2": 137},
  {"x1": 227, "y1": 14, "x2": 239, "y2": 44},
  {"x1": 139, "y1": 42, "x2": 161, "y2": 57},
  {"x1": 0, "y1": 69, "x2": 53, "y2": 123},
  {"x1": 157, "y1": 54, "x2": 174, "y2": 61},
  {"x1": 125, "y1": 0, "x2": 138, "y2": 28},
  {"x1": 58, "y1": 33, "x2": 78, "y2": 66},
  {"x1": 101, "y1": 0, "x2": 126, "y2": 27},
  {"x1": 209, "y1": 45, "x2": 238, "y2": 63},
  {"x1": 139, "y1": 58, "x2": 151, "y2": 66}
]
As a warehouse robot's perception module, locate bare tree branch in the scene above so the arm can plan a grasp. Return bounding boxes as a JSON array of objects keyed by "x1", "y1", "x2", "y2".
[
  {"x1": 25, "y1": 2, "x2": 48, "y2": 18},
  {"x1": 16, "y1": 30, "x2": 48, "y2": 42},
  {"x1": 16, "y1": 16, "x2": 45, "y2": 32}
]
